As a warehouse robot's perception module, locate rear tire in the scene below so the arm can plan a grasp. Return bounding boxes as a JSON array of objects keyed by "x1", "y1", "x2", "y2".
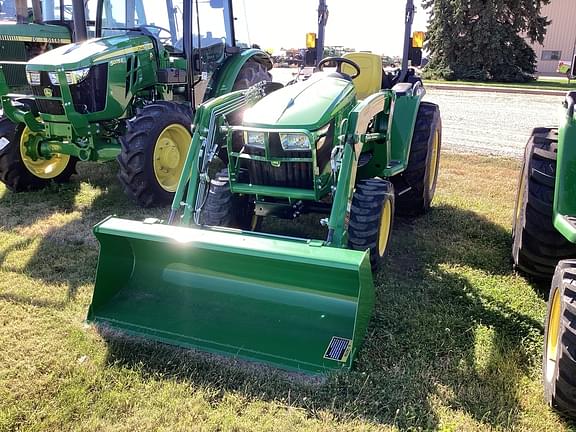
[
  {"x1": 0, "y1": 116, "x2": 77, "y2": 192},
  {"x1": 348, "y1": 178, "x2": 395, "y2": 272},
  {"x1": 512, "y1": 128, "x2": 576, "y2": 279},
  {"x1": 118, "y1": 101, "x2": 193, "y2": 208},
  {"x1": 392, "y1": 102, "x2": 442, "y2": 216},
  {"x1": 543, "y1": 260, "x2": 576, "y2": 418},
  {"x1": 199, "y1": 168, "x2": 260, "y2": 230}
]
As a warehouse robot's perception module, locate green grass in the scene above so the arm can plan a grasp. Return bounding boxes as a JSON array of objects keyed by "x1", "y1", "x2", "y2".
[
  {"x1": 0, "y1": 154, "x2": 573, "y2": 431},
  {"x1": 425, "y1": 77, "x2": 575, "y2": 92}
]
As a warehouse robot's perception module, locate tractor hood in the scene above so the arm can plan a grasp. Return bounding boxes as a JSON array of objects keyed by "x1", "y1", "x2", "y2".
[
  {"x1": 243, "y1": 74, "x2": 356, "y2": 130},
  {"x1": 0, "y1": 23, "x2": 71, "y2": 43},
  {"x1": 27, "y1": 35, "x2": 155, "y2": 71}
]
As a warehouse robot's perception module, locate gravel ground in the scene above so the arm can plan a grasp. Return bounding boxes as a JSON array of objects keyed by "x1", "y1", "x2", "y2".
[{"x1": 424, "y1": 89, "x2": 565, "y2": 157}]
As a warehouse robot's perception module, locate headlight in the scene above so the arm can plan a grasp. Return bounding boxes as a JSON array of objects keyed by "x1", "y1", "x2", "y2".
[
  {"x1": 279, "y1": 133, "x2": 311, "y2": 151},
  {"x1": 245, "y1": 132, "x2": 265, "y2": 148},
  {"x1": 26, "y1": 71, "x2": 41, "y2": 86},
  {"x1": 48, "y1": 67, "x2": 90, "y2": 85}
]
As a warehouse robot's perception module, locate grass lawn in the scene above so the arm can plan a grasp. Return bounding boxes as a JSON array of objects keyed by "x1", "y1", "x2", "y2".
[
  {"x1": 0, "y1": 153, "x2": 572, "y2": 431},
  {"x1": 425, "y1": 77, "x2": 575, "y2": 92}
]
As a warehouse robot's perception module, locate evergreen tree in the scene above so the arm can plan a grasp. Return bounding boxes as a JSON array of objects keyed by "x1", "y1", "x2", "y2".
[{"x1": 422, "y1": 0, "x2": 550, "y2": 82}]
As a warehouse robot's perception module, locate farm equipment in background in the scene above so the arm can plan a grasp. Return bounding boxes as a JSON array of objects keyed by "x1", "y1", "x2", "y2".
[
  {"x1": 87, "y1": 0, "x2": 443, "y2": 374},
  {"x1": 0, "y1": 0, "x2": 272, "y2": 207},
  {"x1": 0, "y1": 0, "x2": 89, "y2": 91},
  {"x1": 512, "y1": 92, "x2": 576, "y2": 417}
]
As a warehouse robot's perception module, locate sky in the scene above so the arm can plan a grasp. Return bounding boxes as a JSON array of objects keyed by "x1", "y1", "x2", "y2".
[{"x1": 234, "y1": 0, "x2": 429, "y2": 56}]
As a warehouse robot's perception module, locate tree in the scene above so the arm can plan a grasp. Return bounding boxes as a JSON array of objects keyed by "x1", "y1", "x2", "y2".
[{"x1": 422, "y1": 0, "x2": 550, "y2": 82}]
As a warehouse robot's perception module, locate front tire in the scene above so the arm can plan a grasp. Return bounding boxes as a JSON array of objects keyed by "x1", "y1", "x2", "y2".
[
  {"x1": 543, "y1": 260, "x2": 576, "y2": 418},
  {"x1": 392, "y1": 102, "x2": 442, "y2": 216},
  {"x1": 118, "y1": 101, "x2": 193, "y2": 208},
  {"x1": 348, "y1": 178, "x2": 395, "y2": 272},
  {"x1": 199, "y1": 168, "x2": 260, "y2": 230},
  {"x1": 0, "y1": 116, "x2": 76, "y2": 192},
  {"x1": 512, "y1": 128, "x2": 576, "y2": 279}
]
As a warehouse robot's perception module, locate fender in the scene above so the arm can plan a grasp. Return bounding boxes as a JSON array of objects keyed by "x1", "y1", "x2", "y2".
[{"x1": 204, "y1": 48, "x2": 272, "y2": 100}]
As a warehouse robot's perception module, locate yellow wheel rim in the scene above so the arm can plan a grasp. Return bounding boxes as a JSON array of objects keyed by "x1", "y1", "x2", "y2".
[
  {"x1": 378, "y1": 200, "x2": 392, "y2": 257},
  {"x1": 153, "y1": 124, "x2": 192, "y2": 192},
  {"x1": 428, "y1": 129, "x2": 440, "y2": 192},
  {"x1": 19, "y1": 126, "x2": 70, "y2": 179},
  {"x1": 545, "y1": 289, "x2": 562, "y2": 383}
]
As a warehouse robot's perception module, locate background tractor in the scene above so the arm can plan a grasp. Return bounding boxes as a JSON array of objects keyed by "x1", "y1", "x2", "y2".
[
  {"x1": 87, "y1": 0, "x2": 442, "y2": 374},
  {"x1": 0, "y1": 0, "x2": 89, "y2": 91},
  {"x1": 512, "y1": 92, "x2": 576, "y2": 417},
  {"x1": 0, "y1": 0, "x2": 272, "y2": 207}
]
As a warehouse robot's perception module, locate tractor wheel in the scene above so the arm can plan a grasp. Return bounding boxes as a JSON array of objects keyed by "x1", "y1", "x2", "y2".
[
  {"x1": 199, "y1": 168, "x2": 260, "y2": 230},
  {"x1": 224, "y1": 61, "x2": 272, "y2": 132},
  {"x1": 512, "y1": 128, "x2": 576, "y2": 279},
  {"x1": 232, "y1": 61, "x2": 272, "y2": 92},
  {"x1": 543, "y1": 260, "x2": 576, "y2": 418},
  {"x1": 0, "y1": 116, "x2": 76, "y2": 192},
  {"x1": 118, "y1": 101, "x2": 193, "y2": 208},
  {"x1": 392, "y1": 102, "x2": 442, "y2": 216},
  {"x1": 348, "y1": 178, "x2": 395, "y2": 272}
]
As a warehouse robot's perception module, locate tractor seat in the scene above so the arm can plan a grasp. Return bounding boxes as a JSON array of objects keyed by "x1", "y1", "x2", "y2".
[{"x1": 342, "y1": 52, "x2": 383, "y2": 99}]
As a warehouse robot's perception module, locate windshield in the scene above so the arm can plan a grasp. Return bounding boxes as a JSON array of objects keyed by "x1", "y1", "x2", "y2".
[
  {"x1": 42, "y1": 0, "x2": 74, "y2": 21},
  {"x1": 102, "y1": 0, "x2": 184, "y2": 49},
  {"x1": 192, "y1": 0, "x2": 231, "y2": 49},
  {"x1": 0, "y1": 0, "x2": 78, "y2": 23},
  {"x1": 0, "y1": 0, "x2": 26, "y2": 22}
]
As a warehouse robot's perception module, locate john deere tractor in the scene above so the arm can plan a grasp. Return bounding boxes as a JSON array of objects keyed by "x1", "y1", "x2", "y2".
[
  {"x1": 86, "y1": 0, "x2": 442, "y2": 374},
  {"x1": 0, "y1": 0, "x2": 272, "y2": 207},
  {"x1": 512, "y1": 92, "x2": 576, "y2": 417},
  {"x1": 0, "y1": 0, "x2": 90, "y2": 91}
]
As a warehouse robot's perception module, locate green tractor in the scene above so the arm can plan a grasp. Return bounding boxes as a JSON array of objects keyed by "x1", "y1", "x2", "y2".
[
  {"x1": 0, "y1": 0, "x2": 272, "y2": 206},
  {"x1": 512, "y1": 92, "x2": 576, "y2": 416},
  {"x1": 0, "y1": 0, "x2": 90, "y2": 91},
  {"x1": 87, "y1": 0, "x2": 442, "y2": 374}
]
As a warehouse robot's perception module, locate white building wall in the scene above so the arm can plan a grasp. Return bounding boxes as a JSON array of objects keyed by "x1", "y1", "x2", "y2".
[{"x1": 530, "y1": 0, "x2": 576, "y2": 75}]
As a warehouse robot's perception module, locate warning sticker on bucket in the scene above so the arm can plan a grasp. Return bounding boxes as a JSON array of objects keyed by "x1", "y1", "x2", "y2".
[{"x1": 324, "y1": 337, "x2": 352, "y2": 362}]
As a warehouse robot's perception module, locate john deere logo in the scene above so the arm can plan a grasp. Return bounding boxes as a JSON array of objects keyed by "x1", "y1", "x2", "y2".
[{"x1": 43, "y1": 88, "x2": 53, "y2": 97}]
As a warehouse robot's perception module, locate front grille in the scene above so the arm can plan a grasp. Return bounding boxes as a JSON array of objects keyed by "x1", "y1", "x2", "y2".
[
  {"x1": 70, "y1": 64, "x2": 108, "y2": 114},
  {"x1": 31, "y1": 72, "x2": 64, "y2": 115},
  {"x1": 30, "y1": 64, "x2": 108, "y2": 116},
  {"x1": 238, "y1": 132, "x2": 314, "y2": 189}
]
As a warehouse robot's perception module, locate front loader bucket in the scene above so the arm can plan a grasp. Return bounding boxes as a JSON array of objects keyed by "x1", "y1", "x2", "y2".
[{"x1": 89, "y1": 217, "x2": 375, "y2": 374}]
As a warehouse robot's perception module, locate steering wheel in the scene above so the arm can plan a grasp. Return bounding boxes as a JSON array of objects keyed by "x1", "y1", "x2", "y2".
[
  {"x1": 316, "y1": 57, "x2": 361, "y2": 79},
  {"x1": 140, "y1": 25, "x2": 174, "y2": 45}
]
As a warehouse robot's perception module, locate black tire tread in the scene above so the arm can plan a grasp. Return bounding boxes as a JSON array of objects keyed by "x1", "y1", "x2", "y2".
[
  {"x1": 117, "y1": 101, "x2": 192, "y2": 208},
  {"x1": 392, "y1": 102, "x2": 442, "y2": 216},
  {"x1": 544, "y1": 260, "x2": 576, "y2": 418},
  {"x1": 0, "y1": 116, "x2": 77, "y2": 192},
  {"x1": 348, "y1": 178, "x2": 395, "y2": 272},
  {"x1": 512, "y1": 128, "x2": 576, "y2": 279}
]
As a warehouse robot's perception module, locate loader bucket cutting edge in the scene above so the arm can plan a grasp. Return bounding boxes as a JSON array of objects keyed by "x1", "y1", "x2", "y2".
[{"x1": 88, "y1": 217, "x2": 375, "y2": 374}]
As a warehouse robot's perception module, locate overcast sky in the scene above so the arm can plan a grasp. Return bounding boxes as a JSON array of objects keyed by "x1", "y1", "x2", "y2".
[{"x1": 234, "y1": 0, "x2": 429, "y2": 55}]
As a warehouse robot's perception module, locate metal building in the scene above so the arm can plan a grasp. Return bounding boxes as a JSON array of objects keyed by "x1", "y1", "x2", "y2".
[{"x1": 529, "y1": 0, "x2": 576, "y2": 75}]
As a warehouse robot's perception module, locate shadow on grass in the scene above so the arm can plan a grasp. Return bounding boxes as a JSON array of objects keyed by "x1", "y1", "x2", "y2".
[
  {"x1": 99, "y1": 203, "x2": 544, "y2": 430},
  {"x1": 0, "y1": 162, "x2": 165, "y2": 302}
]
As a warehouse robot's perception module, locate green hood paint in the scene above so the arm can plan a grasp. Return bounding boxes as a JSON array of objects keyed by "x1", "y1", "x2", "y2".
[
  {"x1": 27, "y1": 35, "x2": 154, "y2": 71},
  {"x1": 243, "y1": 73, "x2": 356, "y2": 130},
  {"x1": 0, "y1": 23, "x2": 71, "y2": 42}
]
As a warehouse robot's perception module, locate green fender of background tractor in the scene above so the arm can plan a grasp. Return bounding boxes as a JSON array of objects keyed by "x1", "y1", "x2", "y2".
[
  {"x1": 88, "y1": 217, "x2": 375, "y2": 374},
  {"x1": 554, "y1": 95, "x2": 576, "y2": 243}
]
